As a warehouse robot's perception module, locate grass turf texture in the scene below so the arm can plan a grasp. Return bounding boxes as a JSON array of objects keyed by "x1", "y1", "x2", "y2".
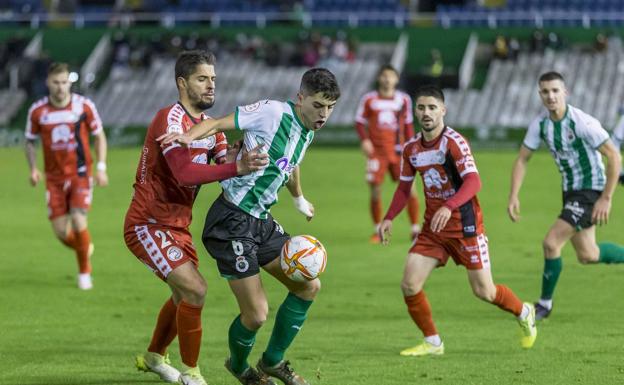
[{"x1": 1, "y1": 146, "x2": 623, "y2": 385}]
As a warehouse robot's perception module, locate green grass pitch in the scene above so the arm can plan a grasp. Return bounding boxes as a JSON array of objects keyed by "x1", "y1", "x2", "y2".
[{"x1": 1, "y1": 146, "x2": 623, "y2": 385}]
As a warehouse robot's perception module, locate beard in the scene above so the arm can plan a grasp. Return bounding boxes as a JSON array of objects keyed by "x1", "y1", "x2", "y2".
[{"x1": 195, "y1": 99, "x2": 214, "y2": 110}]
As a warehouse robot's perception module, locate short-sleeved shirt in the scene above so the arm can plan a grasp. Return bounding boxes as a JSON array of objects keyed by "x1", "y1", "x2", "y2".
[
  {"x1": 221, "y1": 100, "x2": 314, "y2": 219},
  {"x1": 124, "y1": 102, "x2": 227, "y2": 229},
  {"x1": 355, "y1": 90, "x2": 413, "y2": 159},
  {"x1": 25, "y1": 93, "x2": 103, "y2": 180},
  {"x1": 523, "y1": 104, "x2": 609, "y2": 192},
  {"x1": 400, "y1": 127, "x2": 484, "y2": 238}
]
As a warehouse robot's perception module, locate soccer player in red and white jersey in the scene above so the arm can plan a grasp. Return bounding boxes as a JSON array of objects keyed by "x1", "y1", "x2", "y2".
[
  {"x1": 379, "y1": 85, "x2": 537, "y2": 356},
  {"x1": 124, "y1": 51, "x2": 269, "y2": 385},
  {"x1": 355, "y1": 64, "x2": 420, "y2": 243},
  {"x1": 24, "y1": 62, "x2": 108, "y2": 290}
]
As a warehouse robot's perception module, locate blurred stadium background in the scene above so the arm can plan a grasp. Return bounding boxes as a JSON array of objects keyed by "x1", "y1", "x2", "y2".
[{"x1": 2, "y1": 0, "x2": 624, "y2": 146}]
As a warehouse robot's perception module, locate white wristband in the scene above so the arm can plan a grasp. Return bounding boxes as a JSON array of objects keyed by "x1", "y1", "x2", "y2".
[
  {"x1": 293, "y1": 195, "x2": 307, "y2": 206},
  {"x1": 96, "y1": 162, "x2": 107, "y2": 172}
]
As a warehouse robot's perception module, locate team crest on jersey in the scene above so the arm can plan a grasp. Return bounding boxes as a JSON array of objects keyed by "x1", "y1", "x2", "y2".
[
  {"x1": 166, "y1": 246, "x2": 183, "y2": 262},
  {"x1": 423, "y1": 168, "x2": 448, "y2": 190},
  {"x1": 192, "y1": 153, "x2": 208, "y2": 164},
  {"x1": 243, "y1": 102, "x2": 261, "y2": 113},
  {"x1": 567, "y1": 130, "x2": 576, "y2": 142},
  {"x1": 235, "y1": 256, "x2": 250, "y2": 272},
  {"x1": 51, "y1": 124, "x2": 73, "y2": 143}
]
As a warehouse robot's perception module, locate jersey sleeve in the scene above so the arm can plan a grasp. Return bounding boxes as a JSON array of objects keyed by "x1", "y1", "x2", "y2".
[
  {"x1": 234, "y1": 100, "x2": 281, "y2": 134},
  {"x1": 156, "y1": 111, "x2": 183, "y2": 155},
  {"x1": 576, "y1": 112, "x2": 610, "y2": 149},
  {"x1": 355, "y1": 94, "x2": 370, "y2": 125},
  {"x1": 212, "y1": 132, "x2": 228, "y2": 164},
  {"x1": 448, "y1": 133, "x2": 478, "y2": 178},
  {"x1": 399, "y1": 143, "x2": 416, "y2": 182},
  {"x1": 612, "y1": 113, "x2": 624, "y2": 149},
  {"x1": 83, "y1": 98, "x2": 103, "y2": 135},
  {"x1": 522, "y1": 118, "x2": 542, "y2": 150},
  {"x1": 25, "y1": 104, "x2": 40, "y2": 140}
]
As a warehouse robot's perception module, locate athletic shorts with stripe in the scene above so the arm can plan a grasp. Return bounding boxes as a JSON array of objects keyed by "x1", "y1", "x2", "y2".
[
  {"x1": 202, "y1": 194, "x2": 290, "y2": 280},
  {"x1": 46, "y1": 176, "x2": 93, "y2": 219},
  {"x1": 409, "y1": 230, "x2": 491, "y2": 270},
  {"x1": 124, "y1": 224, "x2": 198, "y2": 281},
  {"x1": 366, "y1": 154, "x2": 400, "y2": 185}
]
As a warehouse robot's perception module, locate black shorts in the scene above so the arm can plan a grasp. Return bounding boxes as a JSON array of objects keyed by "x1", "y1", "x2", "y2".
[
  {"x1": 559, "y1": 189, "x2": 601, "y2": 230},
  {"x1": 202, "y1": 194, "x2": 290, "y2": 280}
]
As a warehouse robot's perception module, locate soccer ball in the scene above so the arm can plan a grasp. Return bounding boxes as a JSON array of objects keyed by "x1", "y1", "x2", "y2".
[{"x1": 280, "y1": 235, "x2": 327, "y2": 282}]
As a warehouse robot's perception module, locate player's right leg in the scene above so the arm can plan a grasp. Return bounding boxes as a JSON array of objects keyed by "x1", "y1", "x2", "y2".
[
  {"x1": 366, "y1": 156, "x2": 386, "y2": 243},
  {"x1": 399, "y1": 251, "x2": 441, "y2": 356},
  {"x1": 537, "y1": 219, "x2": 576, "y2": 320}
]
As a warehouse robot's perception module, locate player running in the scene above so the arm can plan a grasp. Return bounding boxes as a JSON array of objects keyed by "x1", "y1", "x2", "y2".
[
  {"x1": 124, "y1": 51, "x2": 268, "y2": 385},
  {"x1": 25, "y1": 62, "x2": 108, "y2": 290},
  {"x1": 159, "y1": 68, "x2": 340, "y2": 385},
  {"x1": 355, "y1": 64, "x2": 420, "y2": 243},
  {"x1": 380, "y1": 85, "x2": 537, "y2": 356},
  {"x1": 508, "y1": 71, "x2": 624, "y2": 321}
]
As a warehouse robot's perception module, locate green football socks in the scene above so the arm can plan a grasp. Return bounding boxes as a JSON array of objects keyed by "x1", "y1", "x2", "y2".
[
  {"x1": 541, "y1": 257, "x2": 562, "y2": 300},
  {"x1": 598, "y1": 242, "x2": 624, "y2": 264},
  {"x1": 228, "y1": 315, "x2": 257, "y2": 374},
  {"x1": 262, "y1": 292, "x2": 313, "y2": 367}
]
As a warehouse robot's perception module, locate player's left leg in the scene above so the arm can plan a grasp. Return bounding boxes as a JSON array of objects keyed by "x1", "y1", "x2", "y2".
[
  {"x1": 570, "y1": 226, "x2": 624, "y2": 264},
  {"x1": 69, "y1": 208, "x2": 94, "y2": 289},
  {"x1": 256, "y1": 257, "x2": 319, "y2": 385}
]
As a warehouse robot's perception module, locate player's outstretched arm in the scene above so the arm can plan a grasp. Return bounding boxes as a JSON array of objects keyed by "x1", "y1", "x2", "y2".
[
  {"x1": 287, "y1": 166, "x2": 314, "y2": 221},
  {"x1": 165, "y1": 144, "x2": 268, "y2": 186},
  {"x1": 24, "y1": 139, "x2": 41, "y2": 186},
  {"x1": 508, "y1": 145, "x2": 533, "y2": 222},
  {"x1": 157, "y1": 113, "x2": 236, "y2": 145},
  {"x1": 93, "y1": 130, "x2": 109, "y2": 186},
  {"x1": 592, "y1": 140, "x2": 622, "y2": 225},
  {"x1": 380, "y1": 180, "x2": 412, "y2": 244}
]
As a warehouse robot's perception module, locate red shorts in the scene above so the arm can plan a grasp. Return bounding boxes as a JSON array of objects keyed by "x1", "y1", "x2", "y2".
[
  {"x1": 366, "y1": 155, "x2": 400, "y2": 185},
  {"x1": 409, "y1": 231, "x2": 491, "y2": 270},
  {"x1": 46, "y1": 176, "x2": 93, "y2": 219},
  {"x1": 124, "y1": 224, "x2": 198, "y2": 280}
]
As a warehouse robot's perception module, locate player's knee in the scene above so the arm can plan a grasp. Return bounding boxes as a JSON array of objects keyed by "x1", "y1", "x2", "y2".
[
  {"x1": 242, "y1": 305, "x2": 269, "y2": 330},
  {"x1": 472, "y1": 285, "x2": 496, "y2": 302},
  {"x1": 180, "y1": 279, "x2": 207, "y2": 304},
  {"x1": 542, "y1": 237, "x2": 561, "y2": 257},
  {"x1": 401, "y1": 279, "x2": 423, "y2": 296},
  {"x1": 577, "y1": 251, "x2": 598, "y2": 264}
]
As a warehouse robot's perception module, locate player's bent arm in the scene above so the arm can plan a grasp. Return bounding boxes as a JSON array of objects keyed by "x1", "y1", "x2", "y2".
[
  {"x1": 598, "y1": 140, "x2": 622, "y2": 201},
  {"x1": 25, "y1": 139, "x2": 38, "y2": 171},
  {"x1": 286, "y1": 166, "x2": 315, "y2": 220},
  {"x1": 443, "y1": 172, "x2": 481, "y2": 210},
  {"x1": 157, "y1": 113, "x2": 236, "y2": 145},
  {"x1": 383, "y1": 179, "x2": 412, "y2": 221}
]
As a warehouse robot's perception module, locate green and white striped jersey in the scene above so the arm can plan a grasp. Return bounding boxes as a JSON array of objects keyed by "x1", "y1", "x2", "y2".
[
  {"x1": 524, "y1": 104, "x2": 610, "y2": 192},
  {"x1": 220, "y1": 100, "x2": 314, "y2": 219}
]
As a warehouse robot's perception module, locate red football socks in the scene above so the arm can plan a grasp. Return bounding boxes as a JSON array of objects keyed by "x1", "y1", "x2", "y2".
[
  {"x1": 405, "y1": 291, "x2": 438, "y2": 337},
  {"x1": 493, "y1": 284, "x2": 523, "y2": 316},
  {"x1": 177, "y1": 301, "x2": 203, "y2": 367},
  {"x1": 75, "y1": 229, "x2": 92, "y2": 274},
  {"x1": 148, "y1": 298, "x2": 178, "y2": 355},
  {"x1": 370, "y1": 197, "x2": 382, "y2": 225}
]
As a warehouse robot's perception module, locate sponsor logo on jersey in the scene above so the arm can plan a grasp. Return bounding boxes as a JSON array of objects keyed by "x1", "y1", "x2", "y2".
[
  {"x1": 166, "y1": 246, "x2": 183, "y2": 262},
  {"x1": 51, "y1": 124, "x2": 72, "y2": 143},
  {"x1": 464, "y1": 225, "x2": 476, "y2": 234},
  {"x1": 235, "y1": 256, "x2": 250, "y2": 273},
  {"x1": 423, "y1": 168, "x2": 448, "y2": 190},
  {"x1": 41, "y1": 110, "x2": 79, "y2": 125},
  {"x1": 275, "y1": 156, "x2": 296, "y2": 174},
  {"x1": 409, "y1": 149, "x2": 446, "y2": 167}
]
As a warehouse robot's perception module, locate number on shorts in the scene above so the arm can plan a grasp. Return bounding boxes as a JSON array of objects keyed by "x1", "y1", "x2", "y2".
[
  {"x1": 231, "y1": 240, "x2": 244, "y2": 256},
  {"x1": 155, "y1": 230, "x2": 173, "y2": 249}
]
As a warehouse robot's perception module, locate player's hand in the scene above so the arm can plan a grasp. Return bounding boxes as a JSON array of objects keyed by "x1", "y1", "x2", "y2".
[
  {"x1": 379, "y1": 219, "x2": 393, "y2": 245},
  {"x1": 156, "y1": 132, "x2": 193, "y2": 146},
  {"x1": 226, "y1": 140, "x2": 243, "y2": 164},
  {"x1": 591, "y1": 196, "x2": 611, "y2": 226},
  {"x1": 507, "y1": 196, "x2": 521, "y2": 222},
  {"x1": 361, "y1": 139, "x2": 374, "y2": 157},
  {"x1": 293, "y1": 195, "x2": 315, "y2": 221},
  {"x1": 430, "y1": 206, "x2": 452, "y2": 233},
  {"x1": 29, "y1": 168, "x2": 41, "y2": 186},
  {"x1": 95, "y1": 170, "x2": 109, "y2": 187},
  {"x1": 237, "y1": 144, "x2": 269, "y2": 175}
]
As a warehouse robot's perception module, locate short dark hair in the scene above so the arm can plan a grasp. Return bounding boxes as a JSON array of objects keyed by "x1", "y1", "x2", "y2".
[
  {"x1": 48, "y1": 62, "x2": 69, "y2": 76},
  {"x1": 539, "y1": 71, "x2": 564, "y2": 83},
  {"x1": 175, "y1": 50, "x2": 216, "y2": 85},
  {"x1": 414, "y1": 85, "x2": 445, "y2": 103},
  {"x1": 377, "y1": 64, "x2": 399, "y2": 77},
  {"x1": 300, "y1": 68, "x2": 341, "y2": 101}
]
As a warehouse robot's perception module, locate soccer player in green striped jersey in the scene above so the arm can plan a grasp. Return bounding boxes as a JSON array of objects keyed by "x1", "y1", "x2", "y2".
[
  {"x1": 508, "y1": 71, "x2": 624, "y2": 321},
  {"x1": 159, "y1": 68, "x2": 340, "y2": 385}
]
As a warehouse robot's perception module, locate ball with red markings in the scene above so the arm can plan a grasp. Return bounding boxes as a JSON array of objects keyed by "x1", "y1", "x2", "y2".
[{"x1": 280, "y1": 235, "x2": 327, "y2": 282}]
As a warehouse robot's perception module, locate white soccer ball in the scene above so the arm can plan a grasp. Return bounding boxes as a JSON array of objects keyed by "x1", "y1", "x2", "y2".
[{"x1": 280, "y1": 235, "x2": 327, "y2": 282}]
